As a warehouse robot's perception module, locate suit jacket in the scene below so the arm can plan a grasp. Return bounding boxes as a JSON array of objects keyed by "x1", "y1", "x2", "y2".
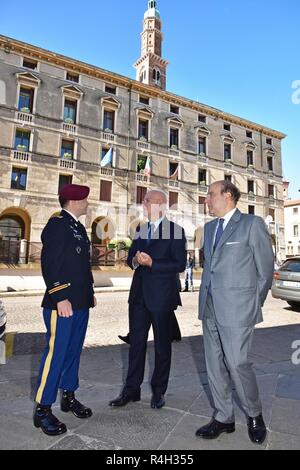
[
  {"x1": 128, "y1": 218, "x2": 187, "y2": 312},
  {"x1": 41, "y1": 210, "x2": 94, "y2": 310},
  {"x1": 199, "y1": 209, "x2": 274, "y2": 327}
]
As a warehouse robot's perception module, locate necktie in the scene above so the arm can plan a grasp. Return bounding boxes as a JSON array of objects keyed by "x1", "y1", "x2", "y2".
[
  {"x1": 147, "y1": 223, "x2": 155, "y2": 245},
  {"x1": 213, "y1": 218, "x2": 224, "y2": 251}
]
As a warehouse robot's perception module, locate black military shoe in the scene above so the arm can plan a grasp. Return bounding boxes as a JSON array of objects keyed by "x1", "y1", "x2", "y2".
[
  {"x1": 118, "y1": 334, "x2": 130, "y2": 344},
  {"x1": 196, "y1": 418, "x2": 235, "y2": 439},
  {"x1": 150, "y1": 394, "x2": 165, "y2": 409},
  {"x1": 248, "y1": 414, "x2": 267, "y2": 444},
  {"x1": 34, "y1": 405, "x2": 67, "y2": 436},
  {"x1": 109, "y1": 391, "x2": 141, "y2": 407},
  {"x1": 61, "y1": 391, "x2": 92, "y2": 419}
]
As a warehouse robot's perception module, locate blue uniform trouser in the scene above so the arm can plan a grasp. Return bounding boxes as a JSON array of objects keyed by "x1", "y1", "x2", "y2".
[{"x1": 35, "y1": 308, "x2": 89, "y2": 406}]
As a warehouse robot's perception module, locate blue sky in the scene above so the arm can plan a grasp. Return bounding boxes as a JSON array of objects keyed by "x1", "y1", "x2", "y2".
[{"x1": 1, "y1": 0, "x2": 299, "y2": 198}]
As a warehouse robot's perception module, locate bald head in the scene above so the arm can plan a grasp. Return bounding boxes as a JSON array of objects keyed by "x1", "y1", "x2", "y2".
[{"x1": 143, "y1": 189, "x2": 167, "y2": 221}]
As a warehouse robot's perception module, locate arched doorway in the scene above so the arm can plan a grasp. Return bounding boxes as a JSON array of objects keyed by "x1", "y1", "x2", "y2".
[{"x1": 0, "y1": 208, "x2": 31, "y2": 263}]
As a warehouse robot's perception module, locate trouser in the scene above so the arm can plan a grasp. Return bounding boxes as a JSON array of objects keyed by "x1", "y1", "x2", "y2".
[
  {"x1": 184, "y1": 268, "x2": 193, "y2": 289},
  {"x1": 125, "y1": 302, "x2": 172, "y2": 396},
  {"x1": 202, "y1": 295, "x2": 262, "y2": 423},
  {"x1": 35, "y1": 308, "x2": 89, "y2": 406}
]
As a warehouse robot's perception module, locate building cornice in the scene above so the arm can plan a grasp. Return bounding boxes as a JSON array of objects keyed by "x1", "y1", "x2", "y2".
[{"x1": 0, "y1": 34, "x2": 286, "y2": 140}]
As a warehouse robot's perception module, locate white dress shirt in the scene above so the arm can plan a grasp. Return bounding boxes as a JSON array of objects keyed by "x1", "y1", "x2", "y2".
[{"x1": 213, "y1": 207, "x2": 237, "y2": 246}]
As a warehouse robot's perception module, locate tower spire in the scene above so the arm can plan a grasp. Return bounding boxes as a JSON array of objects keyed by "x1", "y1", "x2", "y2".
[{"x1": 133, "y1": 0, "x2": 168, "y2": 90}]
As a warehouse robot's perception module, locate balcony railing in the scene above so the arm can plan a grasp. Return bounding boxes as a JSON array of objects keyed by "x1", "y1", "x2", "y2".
[
  {"x1": 12, "y1": 150, "x2": 31, "y2": 162},
  {"x1": 136, "y1": 173, "x2": 150, "y2": 183},
  {"x1": 137, "y1": 140, "x2": 150, "y2": 151},
  {"x1": 198, "y1": 154, "x2": 208, "y2": 164},
  {"x1": 247, "y1": 192, "x2": 256, "y2": 201},
  {"x1": 168, "y1": 179, "x2": 179, "y2": 188},
  {"x1": 16, "y1": 111, "x2": 34, "y2": 124},
  {"x1": 169, "y1": 147, "x2": 180, "y2": 158},
  {"x1": 100, "y1": 167, "x2": 114, "y2": 177},
  {"x1": 62, "y1": 122, "x2": 77, "y2": 134},
  {"x1": 59, "y1": 158, "x2": 75, "y2": 170},
  {"x1": 198, "y1": 183, "x2": 208, "y2": 194},
  {"x1": 101, "y1": 131, "x2": 116, "y2": 143}
]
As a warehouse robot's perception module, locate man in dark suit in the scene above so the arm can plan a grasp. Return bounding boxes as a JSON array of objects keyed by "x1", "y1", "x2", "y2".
[
  {"x1": 109, "y1": 190, "x2": 186, "y2": 409},
  {"x1": 34, "y1": 184, "x2": 96, "y2": 436}
]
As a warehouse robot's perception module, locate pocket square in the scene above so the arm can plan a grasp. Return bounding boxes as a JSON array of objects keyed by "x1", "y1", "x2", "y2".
[{"x1": 226, "y1": 242, "x2": 241, "y2": 245}]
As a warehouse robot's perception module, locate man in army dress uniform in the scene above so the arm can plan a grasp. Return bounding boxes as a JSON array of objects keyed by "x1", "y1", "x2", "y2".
[{"x1": 34, "y1": 184, "x2": 96, "y2": 436}]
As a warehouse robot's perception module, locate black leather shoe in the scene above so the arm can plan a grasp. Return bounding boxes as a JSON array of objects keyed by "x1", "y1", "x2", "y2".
[
  {"x1": 248, "y1": 414, "x2": 267, "y2": 444},
  {"x1": 61, "y1": 391, "x2": 92, "y2": 419},
  {"x1": 195, "y1": 419, "x2": 235, "y2": 439},
  {"x1": 118, "y1": 334, "x2": 130, "y2": 344},
  {"x1": 151, "y1": 395, "x2": 165, "y2": 409},
  {"x1": 34, "y1": 405, "x2": 67, "y2": 436},
  {"x1": 109, "y1": 392, "x2": 140, "y2": 407}
]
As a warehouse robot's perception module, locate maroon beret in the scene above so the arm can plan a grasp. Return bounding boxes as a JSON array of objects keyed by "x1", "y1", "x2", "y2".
[{"x1": 59, "y1": 184, "x2": 90, "y2": 201}]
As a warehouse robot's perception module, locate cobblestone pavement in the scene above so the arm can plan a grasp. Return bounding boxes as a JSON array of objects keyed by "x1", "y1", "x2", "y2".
[{"x1": 1, "y1": 292, "x2": 300, "y2": 450}]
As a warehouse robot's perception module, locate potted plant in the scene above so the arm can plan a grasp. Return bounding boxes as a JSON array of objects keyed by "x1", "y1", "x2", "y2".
[
  {"x1": 63, "y1": 152, "x2": 72, "y2": 159},
  {"x1": 171, "y1": 144, "x2": 178, "y2": 150},
  {"x1": 139, "y1": 135, "x2": 147, "y2": 142},
  {"x1": 199, "y1": 152, "x2": 206, "y2": 158},
  {"x1": 64, "y1": 117, "x2": 74, "y2": 124},
  {"x1": 199, "y1": 180, "x2": 207, "y2": 186},
  {"x1": 16, "y1": 144, "x2": 27, "y2": 152},
  {"x1": 104, "y1": 128, "x2": 112, "y2": 133},
  {"x1": 247, "y1": 164, "x2": 254, "y2": 169},
  {"x1": 20, "y1": 107, "x2": 30, "y2": 113}
]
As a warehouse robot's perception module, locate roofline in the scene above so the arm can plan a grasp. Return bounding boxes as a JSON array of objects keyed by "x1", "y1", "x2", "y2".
[
  {"x1": 0, "y1": 34, "x2": 286, "y2": 140},
  {"x1": 284, "y1": 199, "x2": 300, "y2": 207}
]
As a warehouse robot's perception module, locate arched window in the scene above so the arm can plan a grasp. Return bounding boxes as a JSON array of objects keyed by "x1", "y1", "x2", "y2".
[{"x1": 0, "y1": 215, "x2": 25, "y2": 240}]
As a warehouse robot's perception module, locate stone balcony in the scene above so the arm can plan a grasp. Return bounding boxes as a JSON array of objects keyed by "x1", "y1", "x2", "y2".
[
  {"x1": 100, "y1": 131, "x2": 116, "y2": 144},
  {"x1": 11, "y1": 149, "x2": 31, "y2": 162},
  {"x1": 136, "y1": 140, "x2": 150, "y2": 152},
  {"x1": 16, "y1": 111, "x2": 34, "y2": 125},
  {"x1": 62, "y1": 122, "x2": 77, "y2": 134}
]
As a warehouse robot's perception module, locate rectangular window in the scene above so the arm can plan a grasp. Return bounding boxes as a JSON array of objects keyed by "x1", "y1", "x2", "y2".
[
  {"x1": 136, "y1": 186, "x2": 147, "y2": 205},
  {"x1": 198, "y1": 114, "x2": 206, "y2": 123},
  {"x1": 105, "y1": 85, "x2": 116, "y2": 95},
  {"x1": 170, "y1": 105, "x2": 179, "y2": 114},
  {"x1": 169, "y1": 162, "x2": 179, "y2": 179},
  {"x1": 248, "y1": 205, "x2": 255, "y2": 215},
  {"x1": 267, "y1": 156, "x2": 273, "y2": 171},
  {"x1": 22, "y1": 58, "x2": 37, "y2": 70},
  {"x1": 139, "y1": 95, "x2": 149, "y2": 105},
  {"x1": 198, "y1": 169, "x2": 207, "y2": 185},
  {"x1": 199, "y1": 196, "x2": 207, "y2": 215},
  {"x1": 169, "y1": 191, "x2": 178, "y2": 210},
  {"x1": 66, "y1": 72, "x2": 79, "y2": 83},
  {"x1": 137, "y1": 155, "x2": 147, "y2": 173},
  {"x1": 63, "y1": 99, "x2": 77, "y2": 124},
  {"x1": 293, "y1": 208, "x2": 299, "y2": 214},
  {"x1": 18, "y1": 87, "x2": 34, "y2": 113},
  {"x1": 247, "y1": 150, "x2": 254, "y2": 166},
  {"x1": 224, "y1": 143, "x2": 231, "y2": 160},
  {"x1": 248, "y1": 180, "x2": 254, "y2": 193},
  {"x1": 101, "y1": 147, "x2": 112, "y2": 167},
  {"x1": 224, "y1": 123, "x2": 231, "y2": 131},
  {"x1": 224, "y1": 174, "x2": 232, "y2": 182},
  {"x1": 246, "y1": 131, "x2": 253, "y2": 138},
  {"x1": 198, "y1": 136, "x2": 206, "y2": 155},
  {"x1": 61, "y1": 140, "x2": 74, "y2": 159},
  {"x1": 11, "y1": 167, "x2": 27, "y2": 191},
  {"x1": 58, "y1": 174, "x2": 73, "y2": 194},
  {"x1": 15, "y1": 130, "x2": 30, "y2": 151},
  {"x1": 138, "y1": 119, "x2": 149, "y2": 140},
  {"x1": 293, "y1": 225, "x2": 299, "y2": 237},
  {"x1": 170, "y1": 128, "x2": 179, "y2": 148},
  {"x1": 268, "y1": 184, "x2": 274, "y2": 197},
  {"x1": 100, "y1": 180, "x2": 112, "y2": 202},
  {"x1": 269, "y1": 208, "x2": 275, "y2": 220},
  {"x1": 103, "y1": 109, "x2": 115, "y2": 132},
  {"x1": 266, "y1": 138, "x2": 272, "y2": 145}
]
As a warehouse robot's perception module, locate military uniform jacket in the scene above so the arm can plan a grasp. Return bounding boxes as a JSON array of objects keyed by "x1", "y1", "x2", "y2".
[{"x1": 41, "y1": 210, "x2": 94, "y2": 310}]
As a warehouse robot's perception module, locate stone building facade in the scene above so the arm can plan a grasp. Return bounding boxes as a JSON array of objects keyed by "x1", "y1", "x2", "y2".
[{"x1": 0, "y1": 1, "x2": 286, "y2": 264}]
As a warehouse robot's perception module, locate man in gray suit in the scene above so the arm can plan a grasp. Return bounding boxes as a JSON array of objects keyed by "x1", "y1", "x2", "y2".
[{"x1": 196, "y1": 180, "x2": 274, "y2": 444}]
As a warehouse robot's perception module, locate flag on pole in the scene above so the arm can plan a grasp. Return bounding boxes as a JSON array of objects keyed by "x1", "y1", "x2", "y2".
[
  {"x1": 101, "y1": 147, "x2": 113, "y2": 167},
  {"x1": 144, "y1": 157, "x2": 151, "y2": 177},
  {"x1": 169, "y1": 165, "x2": 179, "y2": 180}
]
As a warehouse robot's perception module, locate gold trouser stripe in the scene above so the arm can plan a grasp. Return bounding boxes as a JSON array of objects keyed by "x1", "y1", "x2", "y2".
[
  {"x1": 36, "y1": 310, "x2": 57, "y2": 404},
  {"x1": 5, "y1": 333, "x2": 15, "y2": 359},
  {"x1": 48, "y1": 284, "x2": 69, "y2": 295}
]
